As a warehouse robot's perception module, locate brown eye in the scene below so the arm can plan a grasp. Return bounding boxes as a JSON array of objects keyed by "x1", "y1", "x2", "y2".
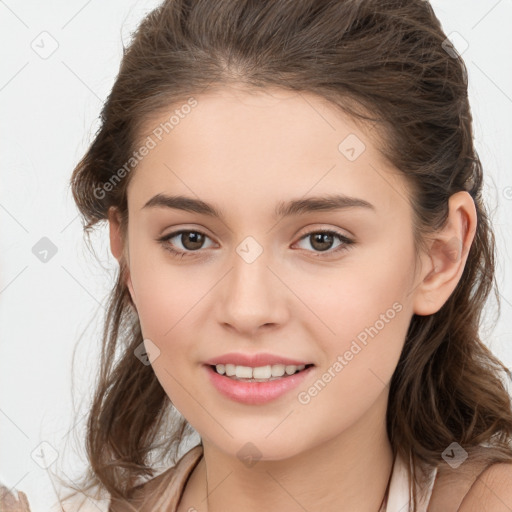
[
  {"x1": 309, "y1": 232, "x2": 336, "y2": 252},
  {"x1": 158, "y1": 230, "x2": 215, "y2": 257},
  {"x1": 178, "y1": 231, "x2": 206, "y2": 250},
  {"x1": 295, "y1": 230, "x2": 355, "y2": 257}
]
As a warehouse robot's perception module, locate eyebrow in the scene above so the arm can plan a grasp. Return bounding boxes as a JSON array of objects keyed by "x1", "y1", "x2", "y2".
[{"x1": 142, "y1": 193, "x2": 375, "y2": 221}]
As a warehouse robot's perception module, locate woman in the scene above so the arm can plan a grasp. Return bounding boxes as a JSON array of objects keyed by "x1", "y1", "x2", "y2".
[{"x1": 3, "y1": 0, "x2": 512, "y2": 510}]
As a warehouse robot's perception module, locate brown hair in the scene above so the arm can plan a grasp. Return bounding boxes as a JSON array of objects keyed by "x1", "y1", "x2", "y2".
[{"x1": 59, "y1": 0, "x2": 512, "y2": 509}]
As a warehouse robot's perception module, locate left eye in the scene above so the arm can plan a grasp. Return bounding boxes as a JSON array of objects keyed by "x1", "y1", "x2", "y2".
[
  {"x1": 157, "y1": 229, "x2": 354, "y2": 259},
  {"x1": 295, "y1": 230, "x2": 354, "y2": 255}
]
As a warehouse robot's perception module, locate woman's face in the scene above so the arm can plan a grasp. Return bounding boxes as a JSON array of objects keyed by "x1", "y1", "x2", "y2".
[{"x1": 111, "y1": 86, "x2": 426, "y2": 460}]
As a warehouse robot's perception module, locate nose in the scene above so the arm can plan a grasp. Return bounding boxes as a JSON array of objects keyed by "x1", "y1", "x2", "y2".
[{"x1": 216, "y1": 247, "x2": 290, "y2": 336}]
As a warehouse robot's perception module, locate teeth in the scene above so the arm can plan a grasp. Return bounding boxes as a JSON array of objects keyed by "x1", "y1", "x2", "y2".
[{"x1": 215, "y1": 363, "x2": 307, "y2": 380}]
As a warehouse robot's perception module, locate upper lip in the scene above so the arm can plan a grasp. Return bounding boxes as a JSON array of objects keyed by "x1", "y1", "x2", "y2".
[{"x1": 204, "y1": 352, "x2": 313, "y2": 367}]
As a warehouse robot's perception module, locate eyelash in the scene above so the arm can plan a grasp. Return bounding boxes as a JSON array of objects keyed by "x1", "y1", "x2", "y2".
[{"x1": 157, "y1": 229, "x2": 355, "y2": 260}]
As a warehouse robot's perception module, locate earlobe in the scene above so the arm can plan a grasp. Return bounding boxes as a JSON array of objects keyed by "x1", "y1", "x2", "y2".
[{"x1": 412, "y1": 191, "x2": 477, "y2": 316}]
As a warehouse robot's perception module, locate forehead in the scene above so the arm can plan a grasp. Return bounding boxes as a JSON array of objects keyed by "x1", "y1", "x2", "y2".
[{"x1": 128, "y1": 86, "x2": 412, "y2": 219}]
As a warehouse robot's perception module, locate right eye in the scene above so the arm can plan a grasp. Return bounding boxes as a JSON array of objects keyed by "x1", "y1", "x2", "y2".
[{"x1": 157, "y1": 230, "x2": 216, "y2": 258}]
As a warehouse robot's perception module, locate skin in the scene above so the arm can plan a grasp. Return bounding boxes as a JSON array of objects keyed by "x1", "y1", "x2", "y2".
[{"x1": 108, "y1": 85, "x2": 477, "y2": 512}]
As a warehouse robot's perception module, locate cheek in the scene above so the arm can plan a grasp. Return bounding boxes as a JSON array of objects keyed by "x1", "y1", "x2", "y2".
[
  {"x1": 127, "y1": 253, "x2": 206, "y2": 410},
  {"x1": 292, "y1": 271, "x2": 410, "y2": 436},
  {"x1": 292, "y1": 250, "x2": 413, "y2": 344},
  {"x1": 289, "y1": 245, "x2": 414, "y2": 392},
  {"x1": 128, "y1": 240, "x2": 208, "y2": 338}
]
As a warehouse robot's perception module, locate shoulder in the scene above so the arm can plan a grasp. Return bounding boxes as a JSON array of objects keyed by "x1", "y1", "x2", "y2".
[
  {"x1": 457, "y1": 462, "x2": 512, "y2": 512},
  {"x1": 429, "y1": 461, "x2": 512, "y2": 512},
  {"x1": 109, "y1": 444, "x2": 203, "y2": 512}
]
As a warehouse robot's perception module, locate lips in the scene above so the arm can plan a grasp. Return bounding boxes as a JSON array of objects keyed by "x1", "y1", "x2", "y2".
[
  {"x1": 204, "y1": 363, "x2": 315, "y2": 405},
  {"x1": 203, "y1": 352, "x2": 313, "y2": 368}
]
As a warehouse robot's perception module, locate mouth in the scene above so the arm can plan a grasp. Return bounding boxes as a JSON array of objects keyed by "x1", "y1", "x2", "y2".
[
  {"x1": 204, "y1": 362, "x2": 316, "y2": 405},
  {"x1": 208, "y1": 363, "x2": 315, "y2": 382}
]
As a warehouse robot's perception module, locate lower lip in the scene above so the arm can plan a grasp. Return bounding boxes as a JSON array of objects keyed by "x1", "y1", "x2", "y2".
[{"x1": 204, "y1": 364, "x2": 314, "y2": 405}]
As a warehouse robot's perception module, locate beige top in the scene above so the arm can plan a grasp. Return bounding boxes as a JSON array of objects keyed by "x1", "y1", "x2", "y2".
[
  {"x1": 383, "y1": 450, "x2": 438, "y2": 512},
  {"x1": 107, "y1": 444, "x2": 438, "y2": 512}
]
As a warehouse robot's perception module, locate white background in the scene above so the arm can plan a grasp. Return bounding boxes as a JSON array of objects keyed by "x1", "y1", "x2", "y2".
[{"x1": 1, "y1": 1, "x2": 511, "y2": 511}]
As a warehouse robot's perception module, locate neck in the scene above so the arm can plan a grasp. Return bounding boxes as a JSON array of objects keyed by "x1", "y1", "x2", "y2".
[{"x1": 188, "y1": 389, "x2": 394, "y2": 512}]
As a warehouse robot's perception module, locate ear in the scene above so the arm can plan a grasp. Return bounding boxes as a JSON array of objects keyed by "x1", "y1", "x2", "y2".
[
  {"x1": 412, "y1": 191, "x2": 477, "y2": 316},
  {"x1": 107, "y1": 207, "x2": 136, "y2": 304}
]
